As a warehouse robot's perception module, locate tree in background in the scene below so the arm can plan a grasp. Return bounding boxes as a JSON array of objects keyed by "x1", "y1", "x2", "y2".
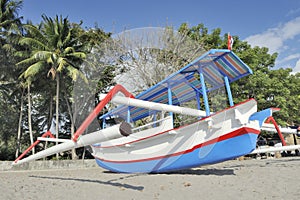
[
  {"x1": 110, "y1": 27, "x2": 205, "y2": 94},
  {"x1": 63, "y1": 26, "x2": 112, "y2": 159},
  {"x1": 0, "y1": 0, "x2": 22, "y2": 33},
  {"x1": 16, "y1": 15, "x2": 87, "y2": 158},
  {"x1": 1, "y1": 3, "x2": 115, "y2": 160},
  {"x1": 116, "y1": 23, "x2": 297, "y2": 127},
  {"x1": 178, "y1": 23, "x2": 300, "y2": 127},
  {"x1": 0, "y1": 0, "x2": 24, "y2": 160}
]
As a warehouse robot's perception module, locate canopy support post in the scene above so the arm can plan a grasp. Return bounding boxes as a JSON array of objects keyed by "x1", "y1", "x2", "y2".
[
  {"x1": 167, "y1": 84, "x2": 174, "y2": 124},
  {"x1": 199, "y1": 71, "x2": 210, "y2": 116},
  {"x1": 127, "y1": 107, "x2": 131, "y2": 123},
  {"x1": 196, "y1": 91, "x2": 202, "y2": 119},
  {"x1": 224, "y1": 76, "x2": 234, "y2": 106}
]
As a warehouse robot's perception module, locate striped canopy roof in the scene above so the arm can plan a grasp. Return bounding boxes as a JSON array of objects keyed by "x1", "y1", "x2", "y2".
[{"x1": 103, "y1": 49, "x2": 252, "y2": 122}]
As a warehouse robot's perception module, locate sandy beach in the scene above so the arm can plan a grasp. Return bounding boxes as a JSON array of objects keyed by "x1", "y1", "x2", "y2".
[{"x1": 1, "y1": 157, "x2": 300, "y2": 200}]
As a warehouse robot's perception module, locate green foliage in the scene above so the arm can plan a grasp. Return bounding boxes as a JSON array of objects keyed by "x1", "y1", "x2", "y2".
[
  {"x1": 1, "y1": 6, "x2": 113, "y2": 160},
  {"x1": 17, "y1": 15, "x2": 88, "y2": 83},
  {"x1": 0, "y1": 0, "x2": 24, "y2": 160},
  {"x1": 0, "y1": 0, "x2": 22, "y2": 32},
  {"x1": 181, "y1": 23, "x2": 298, "y2": 127}
]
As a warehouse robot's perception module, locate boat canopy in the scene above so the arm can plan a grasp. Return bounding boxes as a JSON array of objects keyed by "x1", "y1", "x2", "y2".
[{"x1": 101, "y1": 49, "x2": 252, "y2": 122}]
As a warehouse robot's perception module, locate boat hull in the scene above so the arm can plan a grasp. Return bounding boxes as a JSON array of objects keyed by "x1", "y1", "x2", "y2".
[
  {"x1": 95, "y1": 128, "x2": 259, "y2": 173},
  {"x1": 92, "y1": 99, "x2": 261, "y2": 173}
]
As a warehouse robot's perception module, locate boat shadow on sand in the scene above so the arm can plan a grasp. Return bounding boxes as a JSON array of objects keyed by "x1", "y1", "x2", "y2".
[
  {"x1": 154, "y1": 168, "x2": 235, "y2": 176},
  {"x1": 103, "y1": 167, "x2": 235, "y2": 176},
  {"x1": 29, "y1": 174, "x2": 145, "y2": 191},
  {"x1": 29, "y1": 168, "x2": 234, "y2": 191}
]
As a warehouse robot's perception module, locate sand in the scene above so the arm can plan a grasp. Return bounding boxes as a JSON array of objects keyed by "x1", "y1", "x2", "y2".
[{"x1": 1, "y1": 157, "x2": 300, "y2": 200}]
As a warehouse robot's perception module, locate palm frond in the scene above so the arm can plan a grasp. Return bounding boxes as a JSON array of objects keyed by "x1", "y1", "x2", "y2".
[
  {"x1": 14, "y1": 50, "x2": 30, "y2": 59},
  {"x1": 62, "y1": 30, "x2": 72, "y2": 47},
  {"x1": 16, "y1": 57, "x2": 37, "y2": 66},
  {"x1": 32, "y1": 50, "x2": 52, "y2": 60},
  {"x1": 67, "y1": 52, "x2": 86, "y2": 59},
  {"x1": 66, "y1": 65, "x2": 88, "y2": 83},
  {"x1": 0, "y1": 19, "x2": 14, "y2": 28},
  {"x1": 24, "y1": 61, "x2": 47, "y2": 79},
  {"x1": 46, "y1": 56, "x2": 54, "y2": 65},
  {"x1": 57, "y1": 57, "x2": 68, "y2": 72},
  {"x1": 63, "y1": 47, "x2": 74, "y2": 54},
  {"x1": 0, "y1": 0, "x2": 22, "y2": 30},
  {"x1": 22, "y1": 24, "x2": 47, "y2": 44},
  {"x1": 6, "y1": 23, "x2": 22, "y2": 34},
  {"x1": 2, "y1": 43, "x2": 15, "y2": 53},
  {"x1": 19, "y1": 37, "x2": 48, "y2": 50}
]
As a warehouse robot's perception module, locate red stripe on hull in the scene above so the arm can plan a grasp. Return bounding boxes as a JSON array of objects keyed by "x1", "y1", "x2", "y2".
[
  {"x1": 94, "y1": 127, "x2": 260, "y2": 163},
  {"x1": 95, "y1": 99, "x2": 257, "y2": 149}
]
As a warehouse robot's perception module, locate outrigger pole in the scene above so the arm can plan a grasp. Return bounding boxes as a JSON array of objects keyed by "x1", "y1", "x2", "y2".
[
  {"x1": 13, "y1": 85, "x2": 134, "y2": 165},
  {"x1": 251, "y1": 115, "x2": 300, "y2": 155},
  {"x1": 251, "y1": 144, "x2": 300, "y2": 154},
  {"x1": 99, "y1": 94, "x2": 207, "y2": 117},
  {"x1": 13, "y1": 122, "x2": 131, "y2": 165}
]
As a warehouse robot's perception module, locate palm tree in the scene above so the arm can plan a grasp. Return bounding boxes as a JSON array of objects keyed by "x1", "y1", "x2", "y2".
[
  {"x1": 0, "y1": 0, "x2": 23, "y2": 79},
  {"x1": 1, "y1": 0, "x2": 24, "y2": 158},
  {"x1": 17, "y1": 15, "x2": 87, "y2": 159},
  {"x1": 0, "y1": 0, "x2": 22, "y2": 31},
  {"x1": 0, "y1": 0, "x2": 22, "y2": 50}
]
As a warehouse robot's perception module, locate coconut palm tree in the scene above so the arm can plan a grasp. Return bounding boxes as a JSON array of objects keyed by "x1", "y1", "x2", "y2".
[
  {"x1": 17, "y1": 15, "x2": 87, "y2": 159},
  {"x1": 1, "y1": 0, "x2": 24, "y2": 158},
  {"x1": 0, "y1": 0, "x2": 22, "y2": 31},
  {"x1": 0, "y1": 0, "x2": 23, "y2": 50}
]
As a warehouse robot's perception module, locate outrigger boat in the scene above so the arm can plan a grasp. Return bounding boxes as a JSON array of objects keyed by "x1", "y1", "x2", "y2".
[{"x1": 14, "y1": 49, "x2": 294, "y2": 173}]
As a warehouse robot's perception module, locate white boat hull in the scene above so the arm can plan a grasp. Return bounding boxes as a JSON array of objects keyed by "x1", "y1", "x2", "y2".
[{"x1": 92, "y1": 99, "x2": 262, "y2": 173}]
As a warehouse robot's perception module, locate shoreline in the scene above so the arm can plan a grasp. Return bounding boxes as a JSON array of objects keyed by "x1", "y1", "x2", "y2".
[
  {"x1": 0, "y1": 159, "x2": 98, "y2": 171},
  {"x1": 1, "y1": 157, "x2": 300, "y2": 200}
]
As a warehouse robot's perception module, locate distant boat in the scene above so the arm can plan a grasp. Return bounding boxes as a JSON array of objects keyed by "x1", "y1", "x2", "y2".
[{"x1": 13, "y1": 49, "x2": 280, "y2": 173}]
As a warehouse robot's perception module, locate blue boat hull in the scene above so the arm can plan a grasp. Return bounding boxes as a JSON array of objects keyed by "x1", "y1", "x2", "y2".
[{"x1": 94, "y1": 130, "x2": 259, "y2": 173}]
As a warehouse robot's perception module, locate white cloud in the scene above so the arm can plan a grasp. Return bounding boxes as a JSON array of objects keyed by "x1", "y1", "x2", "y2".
[
  {"x1": 280, "y1": 17, "x2": 300, "y2": 40},
  {"x1": 245, "y1": 31, "x2": 282, "y2": 53},
  {"x1": 291, "y1": 58, "x2": 300, "y2": 74},
  {"x1": 276, "y1": 53, "x2": 300, "y2": 64},
  {"x1": 245, "y1": 17, "x2": 300, "y2": 54}
]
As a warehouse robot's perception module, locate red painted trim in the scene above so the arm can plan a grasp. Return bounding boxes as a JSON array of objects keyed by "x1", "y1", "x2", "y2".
[
  {"x1": 14, "y1": 84, "x2": 134, "y2": 163},
  {"x1": 271, "y1": 107, "x2": 280, "y2": 112},
  {"x1": 95, "y1": 98, "x2": 257, "y2": 148},
  {"x1": 14, "y1": 130, "x2": 55, "y2": 163},
  {"x1": 94, "y1": 127, "x2": 260, "y2": 163},
  {"x1": 72, "y1": 84, "x2": 134, "y2": 142},
  {"x1": 267, "y1": 116, "x2": 286, "y2": 146}
]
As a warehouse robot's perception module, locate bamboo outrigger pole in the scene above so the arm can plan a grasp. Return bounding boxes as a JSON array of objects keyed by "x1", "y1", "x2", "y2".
[
  {"x1": 13, "y1": 85, "x2": 134, "y2": 165},
  {"x1": 99, "y1": 94, "x2": 207, "y2": 117},
  {"x1": 13, "y1": 122, "x2": 131, "y2": 165}
]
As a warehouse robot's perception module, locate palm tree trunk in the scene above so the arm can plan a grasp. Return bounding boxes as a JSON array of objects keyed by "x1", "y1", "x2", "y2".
[
  {"x1": 64, "y1": 95, "x2": 78, "y2": 160},
  {"x1": 27, "y1": 84, "x2": 35, "y2": 154},
  {"x1": 47, "y1": 93, "x2": 53, "y2": 131},
  {"x1": 44, "y1": 93, "x2": 53, "y2": 160},
  {"x1": 55, "y1": 74, "x2": 60, "y2": 159},
  {"x1": 70, "y1": 120, "x2": 77, "y2": 159},
  {"x1": 15, "y1": 87, "x2": 25, "y2": 158}
]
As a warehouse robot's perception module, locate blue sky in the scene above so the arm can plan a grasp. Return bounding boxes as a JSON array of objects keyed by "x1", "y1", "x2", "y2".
[{"x1": 19, "y1": 0, "x2": 300, "y2": 72}]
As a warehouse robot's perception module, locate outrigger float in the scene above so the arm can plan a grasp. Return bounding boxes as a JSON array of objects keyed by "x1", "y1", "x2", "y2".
[{"x1": 13, "y1": 49, "x2": 300, "y2": 173}]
